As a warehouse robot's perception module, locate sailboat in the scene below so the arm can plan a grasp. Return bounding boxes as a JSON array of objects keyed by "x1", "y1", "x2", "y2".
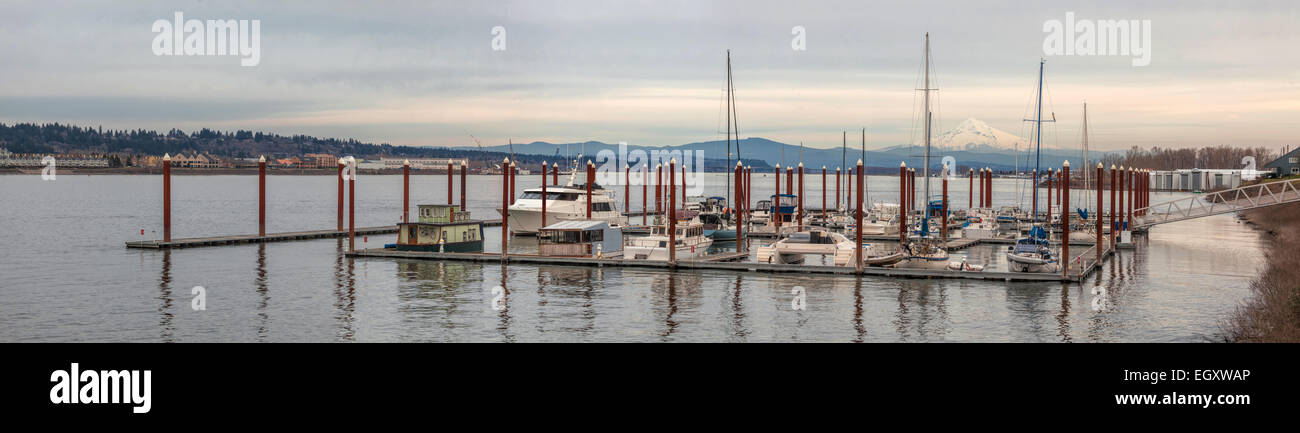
[
  {"x1": 1006, "y1": 59, "x2": 1061, "y2": 273},
  {"x1": 895, "y1": 32, "x2": 950, "y2": 270},
  {"x1": 706, "y1": 49, "x2": 741, "y2": 240}
]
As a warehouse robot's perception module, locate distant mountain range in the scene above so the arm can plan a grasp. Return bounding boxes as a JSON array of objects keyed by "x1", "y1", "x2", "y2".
[{"x1": 484, "y1": 118, "x2": 1114, "y2": 173}]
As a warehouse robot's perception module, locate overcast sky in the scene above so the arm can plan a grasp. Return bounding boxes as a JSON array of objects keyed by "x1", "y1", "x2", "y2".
[{"x1": 1, "y1": 0, "x2": 1297, "y2": 151}]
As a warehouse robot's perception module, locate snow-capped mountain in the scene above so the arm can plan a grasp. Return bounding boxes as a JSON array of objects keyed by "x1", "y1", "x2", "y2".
[{"x1": 930, "y1": 118, "x2": 1027, "y2": 152}]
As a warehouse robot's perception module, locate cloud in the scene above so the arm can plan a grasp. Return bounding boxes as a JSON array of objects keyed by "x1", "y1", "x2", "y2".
[{"x1": 0, "y1": 0, "x2": 1296, "y2": 150}]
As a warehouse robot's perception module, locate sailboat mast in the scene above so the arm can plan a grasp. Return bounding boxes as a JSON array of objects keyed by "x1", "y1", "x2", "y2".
[
  {"x1": 1033, "y1": 59, "x2": 1044, "y2": 220},
  {"x1": 1082, "y1": 101, "x2": 1090, "y2": 209},
  {"x1": 726, "y1": 50, "x2": 732, "y2": 206},
  {"x1": 922, "y1": 33, "x2": 932, "y2": 220}
]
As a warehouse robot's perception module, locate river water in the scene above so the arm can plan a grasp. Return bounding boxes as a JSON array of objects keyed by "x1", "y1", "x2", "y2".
[{"x1": 0, "y1": 173, "x2": 1264, "y2": 342}]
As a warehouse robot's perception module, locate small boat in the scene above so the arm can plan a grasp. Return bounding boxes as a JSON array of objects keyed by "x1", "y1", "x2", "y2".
[
  {"x1": 1005, "y1": 229, "x2": 1060, "y2": 273},
  {"x1": 624, "y1": 219, "x2": 714, "y2": 261},
  {"x1": 947, "y1": 260, "x2": 985, "y2": 272},
  {"x1": 756, "y1": 230, "x2": 849, "y2": 264},
  {"x1": 696, "y1": 196, "x2": 737, "y2": 240},
  {"x1": 858, "y1": 244, "x2": 906, "y2": 267},
  {"x1": 396, "y1": 204, "x2": 484, "y2": 252},
  {"x1": 894, "y1": 238, "x2": 950, "y2": 270},
  {"x1": 960, "y1": 216, "x2": 999, "y2": 239},
  {"x1": 748, "y1": 194, "x2": 798, "y2": 237}
]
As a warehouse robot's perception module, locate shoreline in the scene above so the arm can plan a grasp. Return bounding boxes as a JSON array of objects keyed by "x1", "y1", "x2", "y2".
[{"x1": 1228, "y1": 195, "x2": 1300, "y2": 342}]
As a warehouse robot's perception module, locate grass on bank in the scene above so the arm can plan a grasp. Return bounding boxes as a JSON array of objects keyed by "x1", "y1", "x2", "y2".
[{"x1": 1227, "y1": 198, "x2": 1300, "y2": 342}]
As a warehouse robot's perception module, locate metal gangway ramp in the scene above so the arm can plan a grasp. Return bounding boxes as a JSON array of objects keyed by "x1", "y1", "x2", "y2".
[{"x1": 1134, "y1": 179, "x2": 1300, "y2": 229}]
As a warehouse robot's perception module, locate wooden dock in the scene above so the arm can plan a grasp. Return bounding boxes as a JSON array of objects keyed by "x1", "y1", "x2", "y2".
[
  {"x1": 124, "y1": 219, "x2": 505, "y2": 249},
  {"x1": 345, "y1": 248, "x2": 1081, "y2": 282},
  {"x1": 125, "y1": 226, "x2": 399, "y2": 249}
]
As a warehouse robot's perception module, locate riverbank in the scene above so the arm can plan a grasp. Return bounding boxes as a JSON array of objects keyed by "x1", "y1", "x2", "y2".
[{"x1": 1228, "y1": 200, "x2": 1300, "y2": 342}]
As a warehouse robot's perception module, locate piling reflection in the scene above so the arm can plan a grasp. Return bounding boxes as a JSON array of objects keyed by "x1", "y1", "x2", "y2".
[
  {"x1": 497, "y1": 264, "x2": 514, "y2": 342},
  {"x1": 653, "y1": 271, "x2": 704, "y2": 340},
  {"x1": 334, "y1": 239, "x2": 356, "y2": 341},
  {"x1": 1057, "y1": 283, "x2": 1072, "y2": 342},
  {"x1": 892, "y1": 280, "x2": 950, "y2": 341},
  {"x1": 852, "y1": 277, "x2": 865, "y2": 343},
  {"x1": 534, "y1": 266, "x2": 599, "y2": 336},
  {"x1": 255, "y1": 243, "x2": 269, "y2": 341},
  {"x1": 729, "y1": 274, "x2": 748, "y2": 341},
  {"x1": 157, "y1": 249, "x2": 174, "y2": 342}
]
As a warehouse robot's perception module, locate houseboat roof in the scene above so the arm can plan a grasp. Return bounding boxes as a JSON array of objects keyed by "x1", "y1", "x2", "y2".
[{"x1": 540, "y1": 220, "x2": 611, "y2": 231}]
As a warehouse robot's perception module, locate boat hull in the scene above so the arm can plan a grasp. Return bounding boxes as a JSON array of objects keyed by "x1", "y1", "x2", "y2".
[
  {"x1": 394, "y1": 240, "x2": 484, "y2": 253},
  {"x1": 1005, "y1": 252, "x2": 1061, "y2": 273},
  {"x1": 498, "y1": 207, "x2": 625, "y2": 235}
]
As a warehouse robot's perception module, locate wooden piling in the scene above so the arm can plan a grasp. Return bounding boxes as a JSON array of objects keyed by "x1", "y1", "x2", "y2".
[
  {"x1": 1047, "y1": 168, "x2": 1053, "y2": 233},
  {"x1": 259, "y1": 156, "x2": 267, "y2": 236},
  {"x1": 1096, "y1": 163, "x2": 1103, "y2": 263},
  {"x1": 641, "y1": 164, "x2": 648, "y2": 226},
  {"x1": 835, "y1": 167, "x2": 841, "y2": 212},
  {"x1": 348, "y1": 157, "x2": 355, "y2": 252},
  {"x1": 941, "y1": 164, "x2": 948, "y2": 244},
  {"x1": 624, "y1": 164, "x2": 630, "y2": 221},
  {"x1": 797, "y1": 163, "x2": 804, "y2": 229},
  {"x1": 337, "y1": 159, "x2": 344, "y2": 232},
  {"x1": 402, "y1": 159, "x2": 409, "y2": 223},
  {"x1": 1062, "y1": 161, "x2": 1070, "y2": 277},
  {"x1": 655, "y1": 163, "x2": 662, "y2": 224},
  {"x1": 774, "y1": 164, "x2": 782, "y2": 232},
  {"x1": 968, "y1": 168, "x2": 974, "y2": 209},
  {"x1": 541, "y1": 161, "x2": 548, "y2": 228},
  {"x1": 502, "y1": 158, "x2": 510, "y2": 259},
  {"x1": 855, "y1": 159, "x2": 864, "y2": 274},
  {"x1": 899, "y1": 162, "x2": 907, "y2": 244},
  {"x1": 669, "y1": 158, "x2": 677, "y2": 266},
  {"x1": 163, "y1": 153, "x2": 172, "y2": 242},
  {"x1": 586, "y1": 161, "x2": 594, "y2": 219},
  {"x1": 1118, "y1": 166, "x2": 1125, "y2": 232},
  {"x1": 460, "y1": 162, "x2": 467, "y2": 210},
  {"x1": 1110, "y1": 165, "x2": 1117, "y2": 242},
  {"x1": 735, "y1": 161, "x2": 745, "y2": 252},
  {"x1": 1128, "y1": 168, "x2": 1134, "y2": 225}
]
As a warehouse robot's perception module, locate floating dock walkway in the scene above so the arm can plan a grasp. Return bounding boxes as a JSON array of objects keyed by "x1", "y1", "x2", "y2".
[
  {"x1": 125, "y1": 219, "x2": 503, "y2": 249},
  {"x1": 346, "y1": 247, "x2": 1091, "y2": 282},
  {"x1": 126, "y1": 226, "x2": 399, "y2": 249}
]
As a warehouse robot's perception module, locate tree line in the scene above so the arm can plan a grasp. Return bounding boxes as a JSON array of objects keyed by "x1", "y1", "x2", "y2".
[{"x1": 1100, "y1": 145, "x2": 1278, "y2": 171}]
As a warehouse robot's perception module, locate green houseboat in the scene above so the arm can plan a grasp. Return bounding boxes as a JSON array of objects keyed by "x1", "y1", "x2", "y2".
[{"x1": 396, "y1": 204, "x2": 484, "y2": 252}]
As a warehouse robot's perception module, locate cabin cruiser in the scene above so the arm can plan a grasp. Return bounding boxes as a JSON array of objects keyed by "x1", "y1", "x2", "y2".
[
  {"x1": 748, "y1": 194, "x2": 799, "y2": 237},
  {"x1": 498, "y1": 168, "x2": 627, "y2": 235},
  {"x1": 994, "y1": 206, "x2": 1020, "y2": 230},
  {"x1": 755, "y1": 229, "x2": 904, "y2": 266},
  {"x1": 959, "y1": 215, "x2": 999, "y2": 239},
  {"x1": 856, "y1": 202, "x2": 900, "y2": 236},
  {"x1": 624, "y1": 215, "x2": 714, "y2": 261}
]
